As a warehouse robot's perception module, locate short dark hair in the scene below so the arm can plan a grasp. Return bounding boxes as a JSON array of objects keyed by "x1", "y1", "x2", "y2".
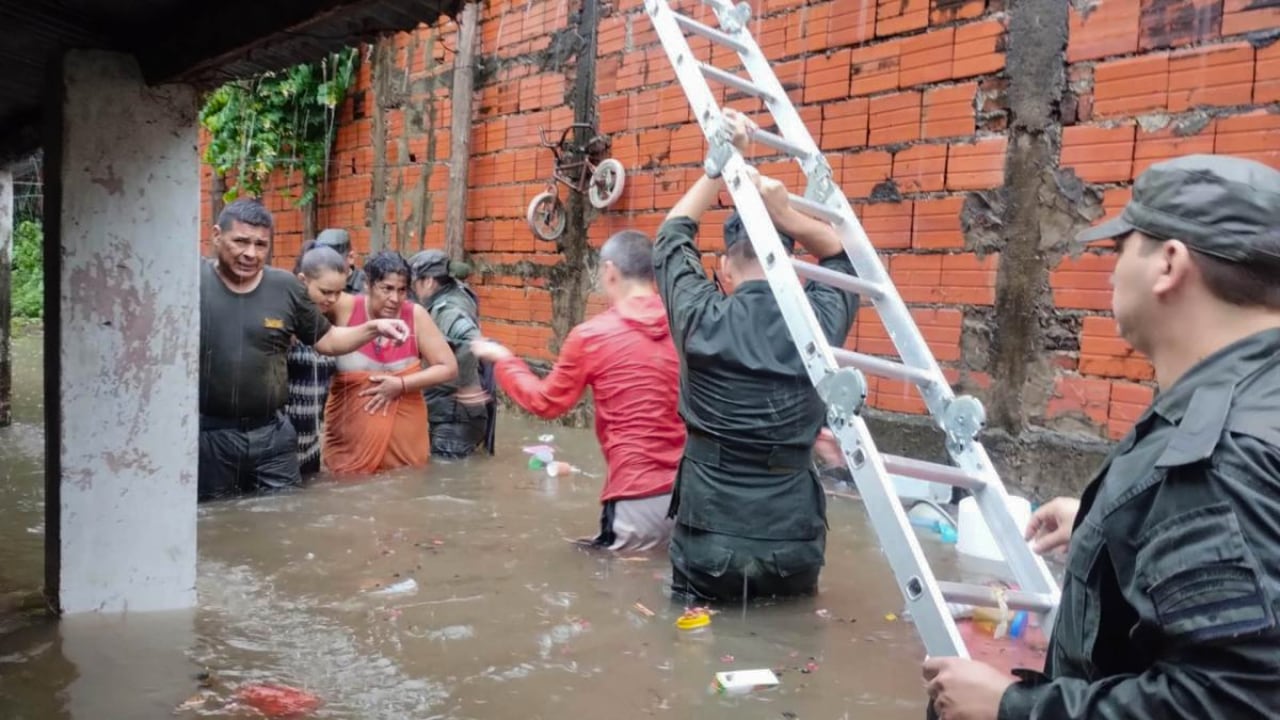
[
  {"x1": 723, "y1": 210, "x2": 794, "y2": 264},
  {"x1": 599, "y1": 230, "x2": 655, "y2": 281},
  {"x1": 365, "y1": 250, "x2": 411, "y2": 286},
  {"x1": 295, "y1": 241, "x2": 347, "y2": 278},
  {"x1": 1139, "y1": 232, "x2": 1280, "y2": 310},
  {"x1": 217, "y1": 198, "x2": 273, "y2": 233}
]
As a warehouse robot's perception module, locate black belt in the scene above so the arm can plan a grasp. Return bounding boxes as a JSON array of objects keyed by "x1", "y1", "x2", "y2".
[
  {"x1": 683, "y1": 431, "x2": 811, "y2": 472},
  {"x1": 200, "y1": 411, "x2": 279, "y2": 432}
]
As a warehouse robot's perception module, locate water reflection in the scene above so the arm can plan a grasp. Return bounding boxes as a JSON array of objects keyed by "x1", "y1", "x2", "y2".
[{"x1": 1, "y1": 329, "x2": 958, "y2": 719}]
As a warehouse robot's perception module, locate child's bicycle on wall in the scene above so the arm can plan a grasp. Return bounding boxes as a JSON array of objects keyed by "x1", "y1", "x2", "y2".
[{"x1": 526, "y1": 123, "x2": 626, "y2": 241}]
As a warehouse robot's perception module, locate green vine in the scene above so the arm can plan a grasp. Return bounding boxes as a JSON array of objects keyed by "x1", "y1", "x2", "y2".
[{"x1": 199, "y1": 47, "x2": 359, "y2": 207}]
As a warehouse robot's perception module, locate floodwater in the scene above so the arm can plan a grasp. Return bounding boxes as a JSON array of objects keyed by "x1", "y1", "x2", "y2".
[{"x1": 0, "y1": 328, "x2": 1030, "y2": 719}]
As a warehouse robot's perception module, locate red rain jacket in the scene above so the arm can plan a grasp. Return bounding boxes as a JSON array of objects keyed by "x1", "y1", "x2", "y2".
[{"x1": 494, "y1": 293, "x2": 685, "y2": 502}]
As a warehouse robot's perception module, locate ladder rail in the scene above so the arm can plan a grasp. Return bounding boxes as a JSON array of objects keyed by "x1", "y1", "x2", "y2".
[
  {"x1": 644, "y1": 0, "x2": 1062, "y2": 657},
  {"x1": 646, "y1": 0, "x2": 969, "y2": 659},
  {"x1": 647, "y1": 1, "x2": 845, "y2": 393},
  {"x1": 703, "y1": 0, "x2": 1063, "y2": 631}
]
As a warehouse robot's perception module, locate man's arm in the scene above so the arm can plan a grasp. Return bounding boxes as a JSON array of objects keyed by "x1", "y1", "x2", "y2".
[
  {"x1": 314, "y1": 322, "x2": 383, "y2": 356},
  {"x1": 750, "y1": 169, "x2": 843, "y2": 260},
  {"x1": 476, "y1": 331, "x2": 591, "y2": 419}
]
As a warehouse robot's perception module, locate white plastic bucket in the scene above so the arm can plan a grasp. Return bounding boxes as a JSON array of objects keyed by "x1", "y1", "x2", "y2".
[{"x1": 956, "y1": 495, "x2": 1032, "y2": 563}]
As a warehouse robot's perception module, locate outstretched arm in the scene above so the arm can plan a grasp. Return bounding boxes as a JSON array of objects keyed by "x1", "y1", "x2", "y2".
[{"x1": 472, "y1": 333, "x2": 590, "y2": 419}]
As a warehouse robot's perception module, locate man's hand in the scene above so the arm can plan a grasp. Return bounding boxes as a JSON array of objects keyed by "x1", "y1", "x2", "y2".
[
  {"x1": 359, "y1": 374, "x2": 405, "y2": 416},
  {"x1": 471, "y1": 339, "x2": 514, "y2": 363},
  {"x1": 745, "y1": 166, "x2": 792, "y2": 218},
  {"x1": 1025, "y1": 497, "x2": 1081, "y2": 556},
  {"x1": 922, "y1": 657, "x2": 1015, "y2": 720},
  {"x1": 370, "y1": 318, "x2": 410, "y2": 344},
  {"x1": 722, "y1": 107, "x2": 756, "y2": 154}
]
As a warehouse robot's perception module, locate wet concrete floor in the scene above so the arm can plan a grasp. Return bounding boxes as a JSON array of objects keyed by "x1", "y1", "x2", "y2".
[{"x1": 0, "y1": 328, "x2": 1029, "y2": 719}]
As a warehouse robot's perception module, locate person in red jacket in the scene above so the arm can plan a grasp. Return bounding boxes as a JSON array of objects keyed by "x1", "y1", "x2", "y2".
[{"x1": 472, "y1": 230, "x2": 686, "y2": 552}]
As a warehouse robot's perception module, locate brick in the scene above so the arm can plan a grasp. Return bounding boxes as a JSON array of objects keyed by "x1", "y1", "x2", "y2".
[
  {"x1": 940, "y1": 252, "x2": 998, "y2": 304},
  {"x1": 922, "y1": 82, "x2": 977, "y2": 139},
  {"x1": 1061, "y1": 124, "x2": 1136, "y2": 184},
  {"x1": 1109, "y1": 381, "x2": 1155, "y2": 439},
  {"x1": 1139, "y1": 0, "x2": 1223, "y2": 51},
  {"x1": 823, "y1": 98, "x2": 870, "y2": 149},
  {"x1": 857, "y1": 200, "x2": 914, "y2": 250},
  {"x1": 788, "y1": 3, "x2": 834, "y2": 55},
  {"x1": 878, "y1": 0, "x2": 930, "y2": 36},
  {"x1": 952, "y1": 20, "x2": 1005, "y2": 79},
  {"x1": 828, "y1": 0, "x2": 876, "y2": 47},
  {"x1": 1049, "y1": 253, "x2": 1116, "y2": 310},
  {"x1": 1046, "y1": 376, "x2": 1111, "y2": 427},
  {"x1": 912, "y1": 196, "x2": 966, "y2": 249},
  {"x1": 1256, "y1": 39, "x2": 1280, "y2": 103},
  {"x1": 1111, "y1": 380, "x2": 1155, "y2": 406},
  {"x1": 916, "y1": 308, "x2": 963, "y2": 362},
  {"x1": 1168, "y1": 43, "x2": 1254, "y2": 112},
  {"x1": 873, "y1": 377, "x2": 929, "y2": 415},
  {"x1": 668, "y1": 123, "x2": 706, "y2": 166},
  {"x1": 1223, "y1": 0, "x2": 1280, "y2": 35},
  {"x1": 842, "y1": 150, "x2": 895, "y2": 198},
  {"x1": 805, "y1": 49, "x2": 853, "y2": 103},
  {"x1": 931, "y1": 0, "x2": 986, "y2": 25},
  {"x1": 1093, "y1": 53, "x2": 1170, "y2": 117},
  {"x1": 1102, "y1": 187, "x2": 1132, "y2": 218},
  {"x1": 1214, "y1": 111, "x2": 1280, "y2": 168},
  {"x1": 946, "y1": 137, "x2": 1007, "y2": 190},
  {"x1": 1080, "y1": 316, "x2": 1154, "y2": 381},
  {"x1": 900, "y1": 28, "x2": 956, "y2": 88},
  {"x1": 869, "y1": 91, "x2": 923, "y2": 145},
  {"x1": 850, "y1": 40, "x2": 902, "y2": 96},
  {"x1": 1133, "y1": 119, "x2": 1217, "y2": 176},
  {"x1": 893, "y1": 144, "x2": 948, "y2": 193}
]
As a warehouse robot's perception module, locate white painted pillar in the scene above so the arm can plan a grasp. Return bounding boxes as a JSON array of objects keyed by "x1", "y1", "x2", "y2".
[
  {"x1": 46, "y1": 50, "x2": 199, "y2": 614},
  {"x1": 0, "y1": 169, "x2": 12, "y2": 428}
]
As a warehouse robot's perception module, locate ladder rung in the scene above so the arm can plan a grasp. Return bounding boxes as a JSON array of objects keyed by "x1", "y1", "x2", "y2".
[
  {"x1": 832, "y1": 348, "x2": 937, "y2": 387},
  {"x1": 882, "y1": 454, "x2": 986, "y2": 491},
  {"x1": 791, "y1": 259, "x2": 884, "y2": 301},
  {"x1": 673, "y1": 12, "x2": 750, "y2": 54},
  {"x1": 751, "y1": 128, "x2": 810, "y2": 159},
  {"x1": 698, "y1": 63, "x2": 772, "y2": 101},
  {"x1": 939, "y1": 581, "x2": 1056, "y2": 614},
  {"x1": 787, "y1": 194, "x2": 845, "y2": 226}
]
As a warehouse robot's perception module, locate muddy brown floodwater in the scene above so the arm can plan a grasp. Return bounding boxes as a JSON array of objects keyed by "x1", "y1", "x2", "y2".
[{"x1": 0, "y1": 328, "x2": 1028, "y2": 719}]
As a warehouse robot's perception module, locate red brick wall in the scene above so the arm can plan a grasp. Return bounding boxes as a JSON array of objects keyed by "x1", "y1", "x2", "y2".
[{"x1": 201, "y1": 0, "x2": 1280, "y2": 442}]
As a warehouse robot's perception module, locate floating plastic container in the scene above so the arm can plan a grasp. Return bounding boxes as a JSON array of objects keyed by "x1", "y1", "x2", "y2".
[
  {"x1": 956, "y1": 495, "x2": 1032, "y2": 562},
  {"x1": 676, "y1": 609, "x2": 713, "y2": 642},
  {"x1": 713, "y1": 669, "x2": 779, "y2": 695}
]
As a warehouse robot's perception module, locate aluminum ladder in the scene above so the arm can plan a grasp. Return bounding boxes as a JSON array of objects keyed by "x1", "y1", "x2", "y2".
[{"x1": 642, "y1": 0, "x2": 1060, "y2": 658}]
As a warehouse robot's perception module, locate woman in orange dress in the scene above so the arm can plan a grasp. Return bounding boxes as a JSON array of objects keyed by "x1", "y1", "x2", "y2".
[{"x1": 322, "y1": 251, "x2": 457, "y2": 474}]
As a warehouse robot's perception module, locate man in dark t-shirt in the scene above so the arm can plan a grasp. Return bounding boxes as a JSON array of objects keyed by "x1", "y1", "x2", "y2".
[{"x1": 199, "y1": 200, "x2": 409, "y2": 501}]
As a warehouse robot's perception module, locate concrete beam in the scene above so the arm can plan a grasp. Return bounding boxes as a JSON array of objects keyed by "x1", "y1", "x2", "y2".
[{"x1": 44, "y1": 50, "x2": 199, "y2": 614}]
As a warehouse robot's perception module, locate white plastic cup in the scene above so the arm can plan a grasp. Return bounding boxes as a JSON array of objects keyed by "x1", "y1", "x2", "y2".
[{"x1": 956, "y1": 495, "x2": 1032, "y2": 563}]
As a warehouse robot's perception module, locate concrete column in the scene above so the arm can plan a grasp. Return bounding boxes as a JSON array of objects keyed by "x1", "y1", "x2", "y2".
[
  {"x1": 44, "y1": 50, "x2": 199, "y2": 614},
  {"x1": 0, "y1": 169, "x2": 11, "y2": 428}
]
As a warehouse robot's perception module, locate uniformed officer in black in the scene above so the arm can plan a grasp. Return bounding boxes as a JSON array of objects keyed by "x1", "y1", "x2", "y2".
[
  {"x1": 315, "y1": 228, "x2": 367, "y2": 294},
  {"x1": 924, "y1": 154, "x2": 1280, "y2": 719},
  {"x1": 654, "y1": 108, "x2": 860, "y2": 603}
]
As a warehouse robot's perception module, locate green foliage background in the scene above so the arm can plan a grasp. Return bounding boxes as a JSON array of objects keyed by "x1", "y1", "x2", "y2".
[
  {"x1": 11, "y1": 220, "x2": 43, "y2": 319},
  {"x1": 200, "y1": 47, "x2": 359, "y2": 207}
]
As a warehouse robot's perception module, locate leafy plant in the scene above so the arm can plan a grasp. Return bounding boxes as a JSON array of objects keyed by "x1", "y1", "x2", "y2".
[
  {"x1": 11, "y1": 220, "x2": 43, "y2": 319},
  {"x1": 199, "y1": 47, "x2": 359, "y2": 208}
]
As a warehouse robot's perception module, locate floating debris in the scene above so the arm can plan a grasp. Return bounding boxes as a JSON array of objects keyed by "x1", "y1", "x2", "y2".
[
  {"x1": 369, "y1": 578, "x2": 418, "y2": 596},
  {"x1": 632, "y1": 602, "x2": 656, "y2": 618}
]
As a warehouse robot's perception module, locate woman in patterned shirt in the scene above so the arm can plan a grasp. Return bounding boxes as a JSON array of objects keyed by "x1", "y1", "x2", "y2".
[{"x1": 286, "y1": 242, "x2": 348, "y2": 475}]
